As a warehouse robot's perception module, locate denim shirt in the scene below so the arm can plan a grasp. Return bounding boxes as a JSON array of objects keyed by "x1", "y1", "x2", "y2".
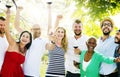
[{"x1": 114, "y1": 45, "x2": 120, "y2": 77}]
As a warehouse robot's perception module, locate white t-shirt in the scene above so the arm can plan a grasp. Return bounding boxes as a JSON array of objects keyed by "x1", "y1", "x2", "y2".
[
  {"x1": 23, "y1": 37, "x2": 48, "y2": 77},
  {"x1": 65, "y1": 35, "x2": 88, "y2": 73},
  {"x1": 0, "y1": 36, "x2": 8, "y2": 71}
]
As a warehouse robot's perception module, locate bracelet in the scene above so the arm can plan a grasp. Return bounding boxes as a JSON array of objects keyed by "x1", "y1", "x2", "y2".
[{"x1": 51, "y1": 41, "x2": 55, "y2": 44}]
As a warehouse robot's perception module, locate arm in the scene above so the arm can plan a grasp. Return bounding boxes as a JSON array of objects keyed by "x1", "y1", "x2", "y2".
[
  {"x1": 54, "y1": 15, "x2": 63, "y2": 29},
  {"x1": 46, "y1": 35, "x2": 56, "y2": 51},
  {"x1": 5, "y1": 8, "x2": 16, "y2": 46},
  {"x1": 47, "y1": 4, "x2": 52, "y2": 35},
  {"x1": 74, "y1": 48, "x2": 81, "y2": 55},
  {"x1": 14, "y1": 6, "x2": 23, "y2": 33}
]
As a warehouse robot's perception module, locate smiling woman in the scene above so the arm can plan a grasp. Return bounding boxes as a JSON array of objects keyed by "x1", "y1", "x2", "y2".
[
  {"x1": 73, "y1": 37, "x2": 120, "y2": 77},
  {"x1": 0, "y1": 8, "x2": 32, "y2": 77}
]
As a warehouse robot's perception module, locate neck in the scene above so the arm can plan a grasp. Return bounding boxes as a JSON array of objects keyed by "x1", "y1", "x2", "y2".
[
  {"x1": 87, "y1": 50, "x2": 94, "y2": 54},
  {"x1": 0, "y1": 34, "x2": 4, "y2": 37},
  {"x1": 56, "y1": 39, "x2": 62, "y2": 47},
  {"x1": 19, "y1": 43, "x2": 25, "y2": 49},
  {"x1": 101, "y1": 35, "x2": 110, "y2": 41},
  {"x1": 19, "y1": 43, "x2": 26, "y2": 54},
  {"x1": 74, "y1": 35, "x2": 81, "y2": 40}
]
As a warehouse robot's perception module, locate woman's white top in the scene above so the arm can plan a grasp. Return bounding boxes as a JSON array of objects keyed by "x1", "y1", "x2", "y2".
[{"x1": 83, "y1": 59, "x2": 91, "y2": 71}]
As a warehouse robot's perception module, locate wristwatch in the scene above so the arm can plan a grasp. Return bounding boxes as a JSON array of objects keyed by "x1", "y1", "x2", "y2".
[{"x1": 51, "y1": 41, "x2": 55, "y2": 44}]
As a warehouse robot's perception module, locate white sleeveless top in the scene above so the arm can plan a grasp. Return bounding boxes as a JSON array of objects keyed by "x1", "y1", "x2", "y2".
[{"x1": 83, "y1": 59, "x2": 91, "y2": 71}]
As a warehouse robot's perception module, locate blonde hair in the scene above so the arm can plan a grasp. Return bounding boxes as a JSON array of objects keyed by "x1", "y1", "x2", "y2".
[{"x1": 55, "y1": 27, "x2": 68, "y2": 52}]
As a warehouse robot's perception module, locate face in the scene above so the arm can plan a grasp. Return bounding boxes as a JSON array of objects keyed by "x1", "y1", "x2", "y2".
[
  {"x1": 86, "y1": 37, "x2": 97, "y2": 51},
  {"x1": 20, "y1": 32, "x2": 30, "y2": 45},
  {"x1": 31, "y1": 25, "x2": 41, "y2": 39},
  {"x1": 101, "y1": 21, "x2": 112, "y2": 35},
  {"x1": 115, "y1": 31, "x2": 120, "y2": 44},
  {"x1": 0, "y1": 20, "x2": 5, "y2": 34},
  {"x1": 55, "y1": 28, "x2": 65, "y2": 40},
  {"x1": 73, "y1": 23, "x2": 82, "y2": 36}
]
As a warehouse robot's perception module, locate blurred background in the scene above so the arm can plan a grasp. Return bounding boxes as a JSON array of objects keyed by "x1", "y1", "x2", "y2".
[{"x1": 0, "y1": 0, "x2": 120, "y2": 76}]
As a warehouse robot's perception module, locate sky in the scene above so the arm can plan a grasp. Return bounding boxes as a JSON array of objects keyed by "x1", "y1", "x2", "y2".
[{"x1": 0, "y1": 0, "x2": 120, "y2": 35}]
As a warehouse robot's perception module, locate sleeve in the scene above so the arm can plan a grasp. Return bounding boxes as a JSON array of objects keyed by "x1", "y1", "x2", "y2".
[{"x1": 98, "y1": 52, "x2": 114, "y2": 64}]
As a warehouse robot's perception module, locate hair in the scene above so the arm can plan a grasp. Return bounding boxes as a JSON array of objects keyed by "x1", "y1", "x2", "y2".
[
  {"x1": 55, "y1": 27, "x2": 68, "y2": 52},
  {"x1": 0, "y1": 16, "x2": 6, "y2": 21},
  {"x1": 117, "y1": 29, "x2": 120, "y2": 32},
  {"x1": 74, "y1": 19, "x2": 81, "y2": 24},
  {"x1": 87, "y1": 36, "x2": 97, "y2": 42},
  {"x1": 17, "y1": 31, "x2": 32, "y2": 50},
  {"x1": 100, "y1": 18, "x2": 114, "y2": 28},
  {"x1": 72, "y1": 19, "x2": 82, "y2": 29}
]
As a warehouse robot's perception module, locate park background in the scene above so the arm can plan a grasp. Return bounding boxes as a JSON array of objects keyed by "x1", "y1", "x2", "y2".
[{"x1": 0, "y1": 0, "x2": 120, "y2": 77}]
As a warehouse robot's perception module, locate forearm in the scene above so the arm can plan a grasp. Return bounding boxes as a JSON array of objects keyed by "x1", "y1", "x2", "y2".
[{"x1": 14, "y1": 10, "x2": 23, "y2": 33}]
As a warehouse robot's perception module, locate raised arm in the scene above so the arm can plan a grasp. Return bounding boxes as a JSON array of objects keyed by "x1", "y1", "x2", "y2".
[
  {"x1": 5, "y1": 8, "x2": 16, "y2": 46},
  {"x1": 14, "y1": 6, "x2": 23, "y2": 33},
  {"x1": 54, "y1": 15, "x2": 63, "y2": 29},
  {"x1": 47, "y1": 4, "x2": 52, "y2": 35}
]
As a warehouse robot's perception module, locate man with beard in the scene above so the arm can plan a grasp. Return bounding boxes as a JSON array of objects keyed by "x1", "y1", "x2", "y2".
[
  {"x1": 65, "y1": 19, "x2": 88, "y2": 77},
  {"x1": 0, "y1": 16, "x2": 9, "y2": 72},
  {"x1": 114, "y1": 29, "x2": 120, "y2": 77},
  {"x1": 95, "y1": 18, "x2": 118, "y2": 77}
]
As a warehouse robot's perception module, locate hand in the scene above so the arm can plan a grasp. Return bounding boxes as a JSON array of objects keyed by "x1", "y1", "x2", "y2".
[
  {"x1": 17, "y1": 6, "x2": 23, "y2": 11},
  {"x1": 74, "y1": 48, "x2": 81, "y2": 55},
  {"x1": 114, "y1": 57, "x2": 120, "y2": 62},
  {"x1": 73, "y1": 60, "x2": 80, "y2": 69},
  {"x1": 49, "y1": 34, "x2": 57, "y2": 44},
  {"x1": 56, "y1": 15, "x2": 63, "y2": 20}
]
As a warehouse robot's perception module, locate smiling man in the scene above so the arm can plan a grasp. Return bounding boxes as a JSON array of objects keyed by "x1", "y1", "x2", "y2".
[{"x1": 95, "y1": 18, "x2": 118, "y2": 77}]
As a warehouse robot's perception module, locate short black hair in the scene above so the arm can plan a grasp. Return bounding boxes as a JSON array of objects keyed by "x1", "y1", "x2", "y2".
[{"x1": 0, "y1": 16, "x2": 5, "y2": 21}]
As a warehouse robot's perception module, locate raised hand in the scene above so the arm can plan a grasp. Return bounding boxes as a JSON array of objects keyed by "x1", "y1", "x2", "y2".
[
  {"x1": 17, "y1": 6, "x2": 23, "y2": 11},
  {"x1": 56, "y1": 15, "x2": 63, "y2": 20}
]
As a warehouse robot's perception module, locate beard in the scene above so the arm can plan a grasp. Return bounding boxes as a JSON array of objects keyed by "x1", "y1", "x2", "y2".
[
  {"x1": 0, "y1": 30, "x2": 4, "y2": 34},
  {"x1": 103, "y1": 31, "x2": 110, "y2": 35},
  {"x1": 0, "y1": 29, "x2": 5, "y2": 34},
  {"x1": 75, "y1": 32, "x2": 81, "y2": 36},
  {"x1": 74, "y1": 31, "x2": 81, "y2": 36},
  {"x1": 102, "y1": 28, "x2": 111, "y2": 35}
]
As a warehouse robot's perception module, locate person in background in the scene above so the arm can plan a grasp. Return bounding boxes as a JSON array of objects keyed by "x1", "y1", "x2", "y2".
[
  {"x1": 65, "y1": 19, "x2": 88, "y2": 77},
  {"x1": 114, "y1": 29, "x2": 120, "y2": 77},
  {"x1": 0, "y1": 16, "x2": 8, "y2": 73},
  {"x1": 13, "y1": 6, "x2": 48, "y2": 77},
  {"x1": 0, "y1": 7, "x2": 32, "y2": 77},
  {"x1": 74, "y1": 37, "x2": 120, "y2": 77},
  {"x1": 95, "y1": 18, "x2": 118, "y2": 77}
]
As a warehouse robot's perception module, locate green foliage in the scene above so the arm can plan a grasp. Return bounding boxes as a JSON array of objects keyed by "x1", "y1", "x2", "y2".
[{"x1": 74, "y1": 0, "x2": 120, "y2": 20}]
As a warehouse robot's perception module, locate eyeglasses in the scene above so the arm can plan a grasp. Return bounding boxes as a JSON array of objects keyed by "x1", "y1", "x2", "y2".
[{"x1": 102, "y1": 23, "x2": 111, "y2": 27}]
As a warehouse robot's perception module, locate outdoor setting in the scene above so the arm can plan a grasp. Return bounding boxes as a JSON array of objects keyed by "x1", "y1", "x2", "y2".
[{"x1": 0, "y1": 0, "x2": 120, "y2": 77}]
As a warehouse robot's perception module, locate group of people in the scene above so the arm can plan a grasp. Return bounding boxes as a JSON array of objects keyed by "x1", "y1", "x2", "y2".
[{"x1": 0, "y1": 6, "x2": 120, "y2": 77}]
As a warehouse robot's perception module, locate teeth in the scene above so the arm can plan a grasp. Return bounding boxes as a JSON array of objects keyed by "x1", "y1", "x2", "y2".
[{"x1": 90, "y1": 47, "x2": 93, "y2": 49}]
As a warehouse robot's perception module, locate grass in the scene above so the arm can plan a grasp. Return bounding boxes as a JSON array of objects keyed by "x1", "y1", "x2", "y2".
[{"x1": 40, "y1": 62, "x2": 48, "y2": 77}]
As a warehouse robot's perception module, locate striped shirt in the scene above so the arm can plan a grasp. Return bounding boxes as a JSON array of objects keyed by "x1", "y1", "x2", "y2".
[{"x1": 46, "y1": 45, "x2": 65, "y2": 76}]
